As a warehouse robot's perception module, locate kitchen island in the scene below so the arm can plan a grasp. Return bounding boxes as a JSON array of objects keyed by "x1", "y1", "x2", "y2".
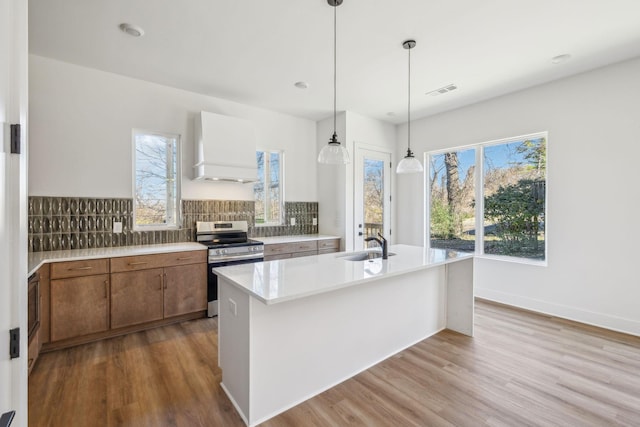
[{"x1": 214, "y1": 244, "x2": 474, "y2": 426}]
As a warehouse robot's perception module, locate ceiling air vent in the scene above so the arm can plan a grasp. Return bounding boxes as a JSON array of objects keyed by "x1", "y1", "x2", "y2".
[{"x1": 426, "y1": 84, "x2": 458, "y2": 97}]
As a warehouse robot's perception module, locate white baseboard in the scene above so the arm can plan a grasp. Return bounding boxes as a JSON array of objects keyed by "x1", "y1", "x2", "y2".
[{"x1": 476, "y1": 288, "x2": 640, "y2": 337}]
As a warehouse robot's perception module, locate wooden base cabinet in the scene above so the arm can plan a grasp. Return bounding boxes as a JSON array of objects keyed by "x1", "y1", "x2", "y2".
[
  {"x1": 164, "y1": 263, "x2": 207, "y2": 318},
  {"x1": 111, "y1": 268, "x2": 164, "y2": 329},
  {"x1": 264, "y1": 238, "x2": 341, "y2": 261},
  {"x1": 28, "y1": 329, "x2": 39, "y2": 376},
  {"x1": 41, "y1": 250, "x2": 206, "y2": 351},
  {"x1": 50, "y1": 273, "x2": 109, "y2": 342},
  {"x1": 111, "y1": 251, "x2": 207, "y2": 321}
]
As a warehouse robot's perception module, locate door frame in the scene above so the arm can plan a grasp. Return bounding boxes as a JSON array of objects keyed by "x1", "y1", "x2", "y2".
[
  {"x1": 1, "y1": 0, "x2": 29, "y2": 424},
  {"x1": 353, "y1": 144, "x2": 392, "y2": 251}
]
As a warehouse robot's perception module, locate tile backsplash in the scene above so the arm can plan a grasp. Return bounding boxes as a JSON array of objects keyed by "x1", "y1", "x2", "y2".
[{"x1": 28, "y1": 196, "x2": 319, "y2": 252}]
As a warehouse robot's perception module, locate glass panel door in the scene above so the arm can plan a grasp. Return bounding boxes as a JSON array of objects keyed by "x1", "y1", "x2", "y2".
[{"x1": 354, "y1": 147, "x2": 391, "y2": 250}]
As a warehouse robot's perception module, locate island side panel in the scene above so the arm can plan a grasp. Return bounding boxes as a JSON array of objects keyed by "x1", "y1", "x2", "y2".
[
  {"x1": 247, "y1": 266, "x2": 447, "y2": 425},
  {"x1": 446, "y1": 257, "x2": 474, "y2": 336},
  {"x1": 218, "y1": 277, "x2": 251, "y2": 425}
]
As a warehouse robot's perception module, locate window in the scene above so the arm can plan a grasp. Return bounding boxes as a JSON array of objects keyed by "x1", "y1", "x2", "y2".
[
  {"x1": 428, "y1": 133, "x2": 547, "y2": 262},
  {"x1": 429, "y1": 148, "x2": 477, "y2": 253},
  {"x1": 133, "y1": 130, "x2": 180, "y2": 229},
  {"x1": 254, "y1": 150, "x2": 283, "y2": 225}
]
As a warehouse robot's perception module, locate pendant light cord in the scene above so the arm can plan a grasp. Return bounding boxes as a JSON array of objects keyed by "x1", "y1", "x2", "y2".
[
  {"x1": 333, "y1": 3, "x2": 337, "y2": 135},
  {"x1": 407, "y1": 44, "x2": 411, "y2": 152}
]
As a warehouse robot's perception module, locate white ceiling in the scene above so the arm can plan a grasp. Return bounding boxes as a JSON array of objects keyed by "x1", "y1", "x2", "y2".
[{"x1": 29, "y1": 0, "x2": 640, "y2": 124}]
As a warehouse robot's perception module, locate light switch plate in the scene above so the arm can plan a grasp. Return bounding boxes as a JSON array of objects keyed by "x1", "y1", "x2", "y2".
[
  {"x1": 113, "y1": 221, "x2": 123, "y2": 233},
  {"x1": 290, "y1": 218, "x2": 296, "y2": 226},
  {"x1": 312, "y1": 217, "x2": 318, "y2": 226}
]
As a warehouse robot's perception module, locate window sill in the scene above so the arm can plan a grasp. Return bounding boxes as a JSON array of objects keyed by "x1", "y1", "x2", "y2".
[
  {"x1": 254, "y1": 222, "x2": 285, "y2": 227},
  {"x1": 474, "y1": 253, "x2": 547, "y2": 267}
]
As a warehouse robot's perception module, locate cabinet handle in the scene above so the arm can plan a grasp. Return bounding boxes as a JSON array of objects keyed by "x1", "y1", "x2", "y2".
[
  {"x1": 69, "y1": 266, "x2": 93, "y2": 271},
  {"x1": 104, "y1": 280, "x2": 108, "y2": 299},
  {"x1": 159, "y1": 274, "x2": 163, "y2": 291},
  {"x1": 128, "y1": 261, "x2": 148, "y2": 266},
  {"x1": 163, "y1": 273, "x2": 167, "y2": 289}
]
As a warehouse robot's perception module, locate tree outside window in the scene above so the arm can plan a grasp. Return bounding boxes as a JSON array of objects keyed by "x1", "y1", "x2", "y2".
[
  {"x1": 133, "y1": 130, "x2": 180, "y2": 229},
  {"x1": 255, "y1": 150, "x2": 283, "y2": 225},
  {"x1": 428, "y1": 133, "x2": 547, "y2": 262}
]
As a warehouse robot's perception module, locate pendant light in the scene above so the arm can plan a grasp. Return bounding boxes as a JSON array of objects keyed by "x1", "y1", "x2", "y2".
[
  {"x1": 318, "y1": 0, "x2": 350, "y2": 165},
  {"x1": 396, "y1": 39, "x2": 423, "y2": 174}
]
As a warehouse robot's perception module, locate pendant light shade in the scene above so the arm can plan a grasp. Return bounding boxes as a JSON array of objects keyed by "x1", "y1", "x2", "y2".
[
  {"x1": 396, "y1": 39, "x2": 423, "y2": 174},
  {"x1": 318, "y1": 0, "x2": 350, "y2": 165}
]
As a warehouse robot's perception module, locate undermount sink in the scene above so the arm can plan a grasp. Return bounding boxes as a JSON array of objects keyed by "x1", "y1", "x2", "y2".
[{"x1": 338, "y1": 251, "x2": 396, "y2": 261}]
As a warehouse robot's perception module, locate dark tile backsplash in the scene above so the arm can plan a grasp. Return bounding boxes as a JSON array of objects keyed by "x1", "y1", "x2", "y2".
[{"x1": 28, "y1": 196, "x2": 319, "y2": 252}]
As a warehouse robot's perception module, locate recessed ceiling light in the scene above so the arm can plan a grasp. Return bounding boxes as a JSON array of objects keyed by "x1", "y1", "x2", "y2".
[
  {"x1": 119, "y1": 23, "x2": 145, "y2": 37},
  {"x1": 294, "y1": 81, "x2": 309, "y2": 89},
  {"x1": 551, "y1": 54, "x2": 571, "y2": 64}
]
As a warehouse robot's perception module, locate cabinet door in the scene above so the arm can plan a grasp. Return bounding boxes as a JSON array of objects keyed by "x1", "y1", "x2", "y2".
[
  {"x1": 28, "y1": 329, "x2": 39, "y2": 376},
  {"x1": 38, "y1": 264, "x2": 51, "y2": 344},
  {"x1": 163, "y1": 263, "x2": 207, "y2": 318},
  {"x1": 50, "y1": 274, "x2": 109, "y2": 342},
  {"x1": 111, "y1": 268, "x2": 164, "y2": 329}
]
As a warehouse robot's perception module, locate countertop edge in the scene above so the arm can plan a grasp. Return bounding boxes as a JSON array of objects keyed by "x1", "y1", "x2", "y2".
[
  {"x1": 28, "y1": 242, "x2": 207, "y2": 276},
  {"x1": 216, "y1": 250, "x2": 473, "y2": 305}
]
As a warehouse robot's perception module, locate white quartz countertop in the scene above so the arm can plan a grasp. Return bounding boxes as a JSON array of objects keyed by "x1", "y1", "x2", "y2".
[
  {"x1": 213, "y1": 244, "x2": 472, "y2": 305},
  {"x1": 28, "y1": 242, "x2": 207, "y2": 276},
  {"x1": 254, "y1": 234, "x2": 340, "y2": 245}
]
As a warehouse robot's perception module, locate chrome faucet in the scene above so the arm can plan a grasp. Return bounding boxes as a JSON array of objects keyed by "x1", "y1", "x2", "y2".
[{"x1": 364, "y1": 233, "x2": 388, "y2": 259}]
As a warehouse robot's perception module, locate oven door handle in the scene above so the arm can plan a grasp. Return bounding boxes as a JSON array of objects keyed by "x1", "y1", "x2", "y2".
[{"x1": 210, "y1": 253, "x2": 264, "y2": 263}]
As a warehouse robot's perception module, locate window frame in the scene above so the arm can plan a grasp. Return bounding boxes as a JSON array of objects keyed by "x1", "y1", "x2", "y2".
[
  {"x1": 425, "y1": 131, "x2": 547, "y2": 266},
  {"x1": 132, "y1": 129, "x2": 181, "y2": 231},
  {"x1": 254, "y1": 149, "x2": 285, "y2": 226}
]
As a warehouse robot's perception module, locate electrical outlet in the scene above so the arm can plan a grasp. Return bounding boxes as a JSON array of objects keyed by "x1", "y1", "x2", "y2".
[
  {"x1": 228, "y1": 298, "x2": 237, "y2": 316},
  {"x1": 113, "y1": 221, "x2": 123, "y2": 233},
  {"x1": 290, "y1": 218, "x2": 296, "y2": 226},
  {"x1": 312, "y1": 217, "x2": 318, "y2": 226}
]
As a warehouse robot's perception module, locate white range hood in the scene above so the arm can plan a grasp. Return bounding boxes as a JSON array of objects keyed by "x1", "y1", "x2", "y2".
[{"x1": 193, "y1": 111, "x2": 258, "y2": 183}]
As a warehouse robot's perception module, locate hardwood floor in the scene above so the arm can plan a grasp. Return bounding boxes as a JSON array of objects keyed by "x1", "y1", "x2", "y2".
[{"x1": 29, "y1": 300, "x2": 640, "y2": 426}]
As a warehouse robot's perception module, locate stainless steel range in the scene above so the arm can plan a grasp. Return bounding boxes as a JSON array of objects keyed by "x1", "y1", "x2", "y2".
[{"x1": 196, "y1": 221, "x2": 264, "y2": 317}]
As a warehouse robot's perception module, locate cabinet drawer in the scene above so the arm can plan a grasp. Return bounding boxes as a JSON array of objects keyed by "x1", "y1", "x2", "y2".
[
  {"x1": 51, "y1": 258, "x2": 109, "y2": 279},
  {"x1": 111, "y1": 250, "x2": 207, "y2": 273},
  {"x1": 110, "y1": 253, "x2": 165, "y2": 272},
  {"x1": 264, "y1": 243, "x2": 292, "y2": 256},
  {"x1": 290, "y1": 241, "x2": 318, "y2": 252},
  {"x1": 264, "y1": 241, "x2": 318, "y2": 255},
  {"x1": 158, "y1": 250, "x2": 207, "y2": 267},
  {"x1": 318, "y1": 248, "x2": 339, "y2": 255},
  {"x1": 264, "y1": 253, "x2": 292, "y2": 261},
  {"x1": 290, "y1": 250, "x2": 318, "y2": 259},
  {"x1": 318, "y1": 239, "x2": 340, "y2": 250}
]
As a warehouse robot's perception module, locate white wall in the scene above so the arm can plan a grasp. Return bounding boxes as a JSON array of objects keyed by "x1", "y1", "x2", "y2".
[
  {"x1": 317, "y1": 111, "x2": 396, "y2": 250},
  {"x1": 28, "y1": 55, "x2": 317, "y2": 201},
  {"x1": 317, "y1": 112, "x2": 347, "y2": 245},
  {"x1": 396, "y1": 57, "x2": 640, "y2": 336}
]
